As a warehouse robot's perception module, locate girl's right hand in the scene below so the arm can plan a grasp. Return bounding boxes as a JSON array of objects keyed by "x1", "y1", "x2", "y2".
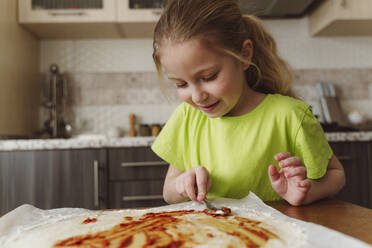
[{"x1": 175, "y1": 166, "x2": 211, "y2": 202}]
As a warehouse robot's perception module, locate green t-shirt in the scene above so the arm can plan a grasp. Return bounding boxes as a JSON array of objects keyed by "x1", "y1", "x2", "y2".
[{"x1": 151, "y1": 94, "x2": 333, "y2": 201}]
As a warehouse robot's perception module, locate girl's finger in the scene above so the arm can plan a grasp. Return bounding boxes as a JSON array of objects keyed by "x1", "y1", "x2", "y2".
[
  {"x1": 268, "y1": 164, "x2": 280, "y2": 182},
  {"x1": 278, "y1": 156, "x2": 302, "y2": 168},
  {"x1": 184, "y1": 174, "x2": 197, "y2": 201},
  {"x1": 274, "y1": 152, "x2": 292, "y2": 161},
  {"x1": 297, "y1": 185, "x2": 310, "y2": 193},
  {"x1": 284, "y1": 166, "x2": 306, "y2": 178},
  {"x1": 195, "y1": 167, "x2": 209, "y2": 201},
  {"x1": 297, "y1": 180, "x2": 311, "y2": 188}
]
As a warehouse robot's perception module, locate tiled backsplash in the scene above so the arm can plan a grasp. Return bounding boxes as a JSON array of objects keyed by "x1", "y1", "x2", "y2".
[{"x1": 40, "y1": 68, "x2": 372, "y2": 136}]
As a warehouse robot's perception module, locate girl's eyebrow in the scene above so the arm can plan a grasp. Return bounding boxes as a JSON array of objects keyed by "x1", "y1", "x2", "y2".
[
  {"x1": 167, "y1": 65, "x2": 219, "y2": 81},
  {"x1": 167, "y1": 76, "x2": 182, "y2": 81},
  {"x1": 193, "y1": 64, "x2": 219, "y2": 76}
]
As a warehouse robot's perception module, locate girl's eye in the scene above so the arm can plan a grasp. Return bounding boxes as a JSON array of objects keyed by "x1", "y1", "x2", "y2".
[
  {"x1": 202, "y1": 72, "x2": 218, "y2": 82},
  {"x1": 175, "y1": 81, "x2": 187, "y2": 88}
]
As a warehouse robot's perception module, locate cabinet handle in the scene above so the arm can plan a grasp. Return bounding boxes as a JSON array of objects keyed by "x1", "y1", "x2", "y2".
[
  {"x1": 337, "y1": 155, "x2": 352, "y2": 161},
  {"x1": 48, "y1": 11, "x2": 86, "y2": 16},
  {"x1": 121, "y1": 161, "x2": 168, "y2": 167},
  {"x1": 93, "y1": 160, "x2": 99, "y2": 208},
  {"x1": 122, "y1": 195, "x2": 163, "y2": 201}
]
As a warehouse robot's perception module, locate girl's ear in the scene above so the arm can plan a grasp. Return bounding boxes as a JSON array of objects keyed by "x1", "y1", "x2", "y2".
[{"x1": 241, "y1": 40, "x2": 253, "y2": 71}]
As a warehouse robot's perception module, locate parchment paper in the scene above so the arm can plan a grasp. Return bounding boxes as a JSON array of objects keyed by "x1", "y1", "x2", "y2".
[{"x1": 0, "y1": 192, "x2": 370, "y2": 248}]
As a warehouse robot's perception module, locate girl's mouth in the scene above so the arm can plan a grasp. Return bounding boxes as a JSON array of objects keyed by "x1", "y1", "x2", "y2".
[{"x1": 199, "y1": 101, "x2": 220, "y2": 112}]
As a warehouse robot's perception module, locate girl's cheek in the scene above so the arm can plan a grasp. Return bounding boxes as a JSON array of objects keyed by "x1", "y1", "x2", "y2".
[
  {"x1": 177, "y1": 90, "x2": 190, "y2": 102},
  {"x1": 214, "y1": 79, "x2": 233, "y2": 95}
]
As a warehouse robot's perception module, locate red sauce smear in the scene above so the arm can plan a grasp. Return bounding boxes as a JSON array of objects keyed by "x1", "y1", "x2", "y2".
[
  {"x1": 82, "y1": 217, "x2": 97, "y2": 224},
  {"x1": 123, "y1": 216, "x2": 133, "y2": 221},
  {"x1": 54, "y1": 209, "x2": 279, "y2": 248}
]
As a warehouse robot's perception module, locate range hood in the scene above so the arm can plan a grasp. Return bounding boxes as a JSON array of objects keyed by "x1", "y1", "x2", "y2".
[{"x1": 237, "y1": 0, "x2": 322, "y2": 18}]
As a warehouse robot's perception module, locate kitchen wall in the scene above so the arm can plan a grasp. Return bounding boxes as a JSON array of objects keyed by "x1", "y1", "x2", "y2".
[
  {"x1": 0, "y1": 0, "x2": 41, "y2": 137},
  {"x1": 39, "y1": 17, "x2": 372, "y2": 136}
]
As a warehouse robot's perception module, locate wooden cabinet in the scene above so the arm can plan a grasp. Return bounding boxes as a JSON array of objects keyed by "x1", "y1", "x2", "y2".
[
  {"x1": 330, "y1": 142, "x2": 372, "y2": 208},
  {"x1": 0, "y1": 0, "x2": 40, "y2": 137},
  {"x1": 116, "y1": 0, "x2": 161, "y2": 37},
  {"x1": 0, "y1": 149, "x2": 107, "y2": 214},
  {"x1": 18, "y1": 0, "x2": 164, "y2": 38},
  {"x1": 117, "y1": 0, "x2": 162, "y2": 22},
  {"x1": 19, "y1": 0, "x2": 116, "y2": 23},
  {"x1": 368, "y1": 142, "x2": 372, "y2": 209},
  {"x1": 309, "y1": 0, "x2": 372, "y2": 36},
  {"x1": 108, "y1": 147, "x2": 168, "y2": 208},
  {"x1": 18, "y1": 0, "x2": 121, "y2": 39},
  {"x1": 0, "y1": 146, "x2": 168, "y2": 214}
]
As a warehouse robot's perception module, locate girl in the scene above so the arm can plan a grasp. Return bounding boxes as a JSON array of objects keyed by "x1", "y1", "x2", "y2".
[{"x1": 151, "y1": 0, "x2": 345, "y2": 206}]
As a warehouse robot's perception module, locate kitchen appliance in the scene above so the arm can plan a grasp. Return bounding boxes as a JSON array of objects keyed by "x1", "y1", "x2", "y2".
[{"x1": 39, "y1": 64, "x2": 71, "y2": 138}]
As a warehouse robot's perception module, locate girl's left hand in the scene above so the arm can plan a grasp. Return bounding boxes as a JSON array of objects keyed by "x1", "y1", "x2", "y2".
[{"x1": 268, "y1": 152, "x2": 311, "y2": 206}]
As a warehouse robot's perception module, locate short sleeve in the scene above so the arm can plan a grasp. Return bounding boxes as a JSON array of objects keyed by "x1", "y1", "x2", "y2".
[
  {"x1": 151, "y1": 103, "x2": 186, "y2": 171},
  {"x1": 294, "y1": 108, "x2": 333, "y2": 179}
]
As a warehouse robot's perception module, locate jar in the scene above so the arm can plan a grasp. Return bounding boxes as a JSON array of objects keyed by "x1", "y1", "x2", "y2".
[
  {"x1": 139, "y1": 124, "x2": 151, "y2": 136},
  {"x1": 151, "y1": 124, "x2": 161, "y2": 136}
]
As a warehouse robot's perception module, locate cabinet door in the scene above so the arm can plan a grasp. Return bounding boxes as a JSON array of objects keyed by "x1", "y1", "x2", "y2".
[
  {"x1": 18, "y1": 0, "x2": 120, "y2": 39},
  {"x1": 0, "y1": 149, "x2": 107, "y2": 215},
  {"x1": 368, "y1": 142, "x2": 372, "y2": 209},
  {"x1": 117, "y1": 0, "x2": 162, "y2": 22},
  {"x1": 309, "y1": 0, "x2": 372, "y2": 36},
  {"x1": 330, "y1": 142, "x2": 370, "y2": 208},
  {"x1": 116, "y1": 0, "x2": 162, "y2": 37},
  {"x1": 108, "y1": 147, "x2": 168, "y2": 208},
  {"x1": 19, "y1": 0, "x2": 116, "y2": 23}
]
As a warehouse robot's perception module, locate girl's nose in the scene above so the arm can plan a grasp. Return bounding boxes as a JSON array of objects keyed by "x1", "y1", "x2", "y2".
[{"x1": 192, "y1": 87, "x2": 208, "y2": 104}]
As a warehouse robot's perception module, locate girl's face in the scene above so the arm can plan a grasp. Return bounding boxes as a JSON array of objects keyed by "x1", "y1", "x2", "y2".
[{"x1": 159, "y1": 38, "x2": 253, "y2": 118}]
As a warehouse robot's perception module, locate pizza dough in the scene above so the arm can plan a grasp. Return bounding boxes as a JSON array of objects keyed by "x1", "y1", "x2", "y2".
[{"x1": 0, "y1": 206, "x2": 304, "y2": 248}]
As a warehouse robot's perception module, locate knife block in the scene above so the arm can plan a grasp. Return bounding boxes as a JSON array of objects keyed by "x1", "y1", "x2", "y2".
[{"x1": 320, "y1": 96, "x2": 348, "y2": 126}]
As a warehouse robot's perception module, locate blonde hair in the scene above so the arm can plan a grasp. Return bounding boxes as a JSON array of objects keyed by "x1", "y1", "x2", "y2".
[{"x1": 153, "y1": 0, "x2": 295, "y2": 98}]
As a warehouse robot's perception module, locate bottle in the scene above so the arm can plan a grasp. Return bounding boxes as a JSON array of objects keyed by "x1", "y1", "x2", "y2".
[{"x1": 128, "y1": 113, "x2": 137, "y2": 137}]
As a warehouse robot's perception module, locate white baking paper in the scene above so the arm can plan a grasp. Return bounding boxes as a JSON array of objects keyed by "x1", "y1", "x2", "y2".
[{"x1": 0, "y1": 192, "x2": 371, "y2": 248}]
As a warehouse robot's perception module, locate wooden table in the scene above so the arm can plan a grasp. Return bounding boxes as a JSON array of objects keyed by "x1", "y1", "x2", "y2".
[{"x1": 267, "y1": 198, "x2": 372, "y2": 245}]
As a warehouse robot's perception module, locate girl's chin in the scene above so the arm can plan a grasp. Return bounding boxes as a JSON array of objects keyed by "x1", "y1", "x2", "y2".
[
  {"x1": 202, "y1": 108, "x2": 227, "y2": 118},
  {"x1": 204, "y1": 113, "x2": 222, "y2": 118}
]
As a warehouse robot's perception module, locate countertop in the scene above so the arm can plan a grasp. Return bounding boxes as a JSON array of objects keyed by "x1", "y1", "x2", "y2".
[
  {"x1": 0, "y1": 131, "x2": 372, "y2": 151},
  {"x1": 267, "y1": 198, "x2": 372, "y2": 245}
]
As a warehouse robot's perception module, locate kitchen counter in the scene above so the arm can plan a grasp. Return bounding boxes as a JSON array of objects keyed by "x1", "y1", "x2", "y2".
[
  {"x1": 0, "y1": 131, "x2": 372, "y2": 151},
  {"x1": 267, "y1": 198, "x2": 372, "y2": 245},
  {"x1": 0, "y1": 136, "x2": 156, "y2": 151}
]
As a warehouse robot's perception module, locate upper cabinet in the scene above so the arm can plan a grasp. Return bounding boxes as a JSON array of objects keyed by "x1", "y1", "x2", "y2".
[
  {"x1": 19, "y1": 0, "x2": 116, "y2": 23},
  {"x1": 19, "y1": 0, "x2": 120, "y2": 39},
  {"x1": 309, "y1": 0, "x2": 372, "y2": 36},
  {"x1": 18, "y1": 0, "x2": 163, "y2": 39},
  {"x1": 117, "y1": 0, "x2": 163, "y2": 38}
]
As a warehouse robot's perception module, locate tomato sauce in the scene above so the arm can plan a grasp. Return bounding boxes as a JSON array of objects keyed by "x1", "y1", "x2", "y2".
[{"x1": 54, "y1": 209, "x2": 279, "y2": 248}]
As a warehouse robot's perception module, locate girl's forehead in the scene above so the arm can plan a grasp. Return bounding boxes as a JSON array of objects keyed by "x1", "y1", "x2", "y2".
[
  {"x1": 160, "y1": 39, "x2": 216, "y2": 62},
  {"x1": 159, "y1": 41, "x2": 229, "y2": 79},
  {"x1": 159, "y1": 38, "x2": 221, "y2": 63}
]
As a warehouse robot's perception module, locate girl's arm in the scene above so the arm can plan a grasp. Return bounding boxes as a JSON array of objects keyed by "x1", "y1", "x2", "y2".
[
  {"x1": 302, "y1": 155, "x2": 345, "y2": 204},
  {"x1": 163, "y1": 164, "x2": 211, "y2": 204},
  {"x1": 269, "y1": 153, "x2": 345, "y2": 206}
]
